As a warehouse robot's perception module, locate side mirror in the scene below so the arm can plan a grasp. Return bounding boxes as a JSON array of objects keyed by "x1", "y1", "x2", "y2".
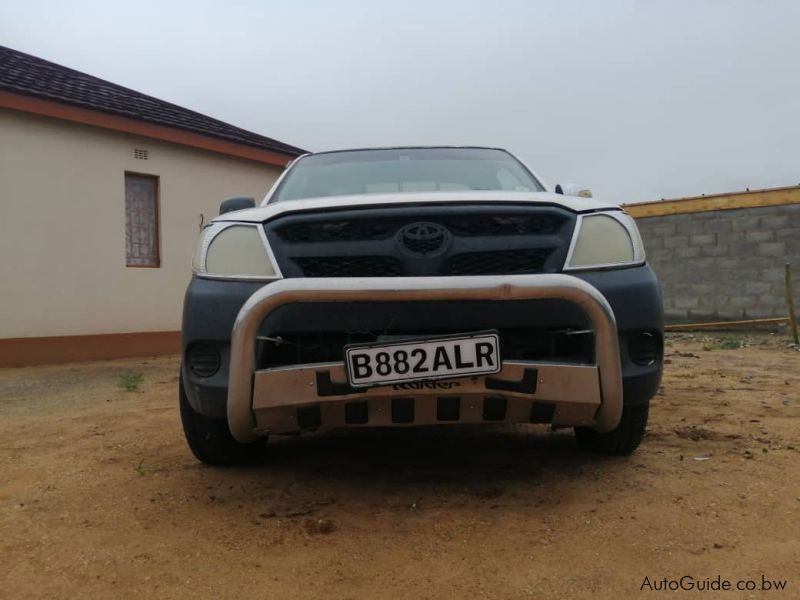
[
  {"x1": 555, "y1": 183, "x2": 593, "y2": 198},
  {"x1": 219, "y1": 196, "x2": 255, "y2": 215}
]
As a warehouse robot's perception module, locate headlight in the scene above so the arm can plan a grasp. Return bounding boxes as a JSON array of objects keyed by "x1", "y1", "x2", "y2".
[
  {"x1": 193, "y1": 223, "x2": 281, "y2": 280},
  {"x1": 564, "y1": 211, "x2": 645, "y2": 270}
]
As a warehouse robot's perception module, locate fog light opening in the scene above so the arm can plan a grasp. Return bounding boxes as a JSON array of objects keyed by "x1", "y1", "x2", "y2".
[
  {"x1": 629, "y1": 330, "x2": 661, "y2": 366},
  {"x1": 186, "y1": 343, "x2": 221, "y2": 378}
]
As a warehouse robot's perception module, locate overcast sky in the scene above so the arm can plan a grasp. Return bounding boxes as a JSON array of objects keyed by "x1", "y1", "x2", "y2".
[{"x1": 1, "y1": 0, "x2": 798, "y2": 202}]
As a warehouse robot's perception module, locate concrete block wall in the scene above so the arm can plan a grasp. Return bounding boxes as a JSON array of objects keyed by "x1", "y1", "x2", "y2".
[{"x1": 635, "y1": 204, "x2": 800, "y2": 322}]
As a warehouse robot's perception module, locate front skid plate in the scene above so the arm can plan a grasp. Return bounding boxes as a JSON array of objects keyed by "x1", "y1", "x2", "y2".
[{"x1": 252, "y1": 360, "x2": 601, "y2": 434}]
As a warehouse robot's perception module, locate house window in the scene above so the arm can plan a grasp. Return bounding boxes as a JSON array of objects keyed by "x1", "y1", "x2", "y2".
[{"x1": 125, "y1": 173, "x2": 160, "y2": 267}]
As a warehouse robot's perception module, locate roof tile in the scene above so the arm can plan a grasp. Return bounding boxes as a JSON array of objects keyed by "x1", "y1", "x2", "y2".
[{"x1": 0, "y1": 45, "x2": 305, "y2": 157}]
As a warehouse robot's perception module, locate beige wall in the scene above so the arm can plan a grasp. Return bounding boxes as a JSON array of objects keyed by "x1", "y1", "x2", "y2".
[{"x1": 0, "y1": 108, "x2": 283, "y2": 338}]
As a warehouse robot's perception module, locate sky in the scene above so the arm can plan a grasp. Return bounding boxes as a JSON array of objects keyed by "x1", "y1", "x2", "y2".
[{"x1": 1, "y1": 0, "x2": 798, "y2": 202}]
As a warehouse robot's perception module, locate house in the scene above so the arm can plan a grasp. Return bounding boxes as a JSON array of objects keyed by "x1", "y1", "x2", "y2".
[{"x1": 0, "y1": 46, "x2": 305, "y2": 366}]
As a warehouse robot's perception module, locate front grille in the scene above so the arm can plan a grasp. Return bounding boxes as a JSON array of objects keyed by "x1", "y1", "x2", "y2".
[
  {"x1": 265, "y1": 204, "x2": 576, "y2": 278},
  {"x1": 295, "y1": 256, "x2": 402, "y2": 277},
  {"x1": 445, "y1": 215, "x2": 559, "y2": 236},
  {"x1": 446, "y1": 249, "x2": 551, "y2": 275},
  {"x1": 278, "y1": 221, "x2": 395, "y2": 243},
  {"x1": 275, "y1": 214, "x2": 561, "y2": 243}
]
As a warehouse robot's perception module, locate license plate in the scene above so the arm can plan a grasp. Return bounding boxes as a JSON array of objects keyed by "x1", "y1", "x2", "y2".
[{"x1": 344, "y1": 331, "x2": 501, "y2": 387}]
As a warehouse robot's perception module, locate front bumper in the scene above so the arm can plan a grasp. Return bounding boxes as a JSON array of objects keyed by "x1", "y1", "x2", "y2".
[
  {"x1": 182, "y1": 265, "x2": 664, "y2": 437},
  {"x1": 224, "y1": 275, "x2": 623, "y2": 443}
]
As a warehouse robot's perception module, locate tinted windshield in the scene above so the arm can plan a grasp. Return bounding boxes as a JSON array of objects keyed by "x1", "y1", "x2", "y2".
[{"x1": 271, "y1": 148, "x2": 543, "y2": 202}]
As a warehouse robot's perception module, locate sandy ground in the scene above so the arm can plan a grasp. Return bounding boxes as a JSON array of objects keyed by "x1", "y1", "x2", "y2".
[{"x1": 1, "y1": 334, "x2": 799, "y2": 599}]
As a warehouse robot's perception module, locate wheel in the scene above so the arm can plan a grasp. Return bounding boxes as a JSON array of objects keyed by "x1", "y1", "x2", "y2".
[
  {"x1": 574, "y1": 401, "x2": 649, "y2": 455},
  {"x1": 179, "y1": 376, "x2": 266, "y2": 465}
]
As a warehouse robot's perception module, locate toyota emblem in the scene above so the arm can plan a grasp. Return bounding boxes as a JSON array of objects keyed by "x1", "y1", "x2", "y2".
[{"x1": 397, "y1": 222, "x2": 451, "y2": 257}]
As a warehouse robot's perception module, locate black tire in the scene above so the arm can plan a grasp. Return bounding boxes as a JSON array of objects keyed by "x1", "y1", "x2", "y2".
[
  {"x1": 574, "y1": 401, "x2": 649, "y2": 455},
  {"x1": 179, "y1": 377, "x2": 266, "y2": 466}
]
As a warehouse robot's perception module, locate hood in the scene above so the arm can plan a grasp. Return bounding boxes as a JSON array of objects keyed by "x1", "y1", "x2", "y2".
[{"x1": 213, "y1": 190, "x2": 621, "y2": 224}]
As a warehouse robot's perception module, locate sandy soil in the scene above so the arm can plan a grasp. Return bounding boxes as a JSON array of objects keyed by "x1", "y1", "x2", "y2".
[{"x1": 1, "y1": 334, "x2": 799, "y2": 599}]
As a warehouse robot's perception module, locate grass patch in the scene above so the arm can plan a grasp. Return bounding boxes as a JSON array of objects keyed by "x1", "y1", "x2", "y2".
[
  {"x1": 703, "y1": 336, "x2": 746, "y2": 351},
  {"x1": 718, "y1": 337, "x2": 744, "y2": 350},
  {"x1": 119, "y1": 371, "x2": 144, "y2": 392}
]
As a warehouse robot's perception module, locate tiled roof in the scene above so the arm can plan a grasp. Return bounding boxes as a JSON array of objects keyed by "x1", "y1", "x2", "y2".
[{"x1": 0, "y1": 45, "x2": 305, "y2": 156}]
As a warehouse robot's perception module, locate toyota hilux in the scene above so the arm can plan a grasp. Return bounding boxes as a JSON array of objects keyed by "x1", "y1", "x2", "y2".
[{"x1": 180, "y1": 147, "x2": 663, "y2": 465}]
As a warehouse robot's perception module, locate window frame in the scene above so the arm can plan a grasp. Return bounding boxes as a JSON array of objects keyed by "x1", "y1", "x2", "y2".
[{"x1": 124, "y1": 171, "x2": 161, "y2": 269}]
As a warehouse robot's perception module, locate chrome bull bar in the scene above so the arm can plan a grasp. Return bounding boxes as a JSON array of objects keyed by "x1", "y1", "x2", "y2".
[{"x1": 227, "y1": 275, "x2": 622, "y2": 442}]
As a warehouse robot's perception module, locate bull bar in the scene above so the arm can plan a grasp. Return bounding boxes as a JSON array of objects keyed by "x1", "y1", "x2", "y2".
[{"x1": 227, "y1": 274, "x2": 622, "y2": 442}]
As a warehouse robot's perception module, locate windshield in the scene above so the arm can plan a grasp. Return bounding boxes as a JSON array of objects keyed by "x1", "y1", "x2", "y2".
[{"x1": 271, "y1": 147, "x2": 544, "y2": 202}]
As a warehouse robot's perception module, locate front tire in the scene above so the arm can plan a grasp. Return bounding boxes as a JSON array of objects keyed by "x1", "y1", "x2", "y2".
[
  {"x1": 574, "y1": 401, "x2": 649, "y2": 455},
  {"x1": 179, "y1": 376, "x2": 266, "y2": 465}
]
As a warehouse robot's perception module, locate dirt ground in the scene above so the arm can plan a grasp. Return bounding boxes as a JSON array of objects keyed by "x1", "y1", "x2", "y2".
[{"x1": 1, "y1": 334, "x2": 799, "y2": 599}]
